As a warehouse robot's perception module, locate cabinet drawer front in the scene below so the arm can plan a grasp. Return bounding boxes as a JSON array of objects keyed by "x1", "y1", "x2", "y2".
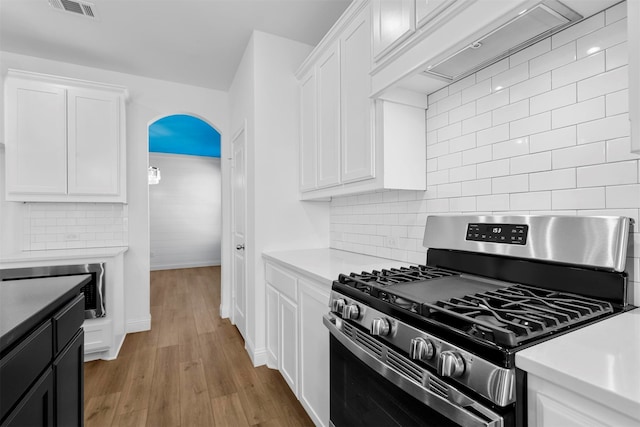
[
  {"x1": 53, "y1": 294, "x2": 85, "y2": 355},
  {"x1": 266, "y1": 264, "x2": 297, "y2": 300},
  {"x1": 0, "y1": 321, "x2": 53, "y2": 421},
  {"x1": 1, "y1": 368, "x2": 54, "y2": 427}
]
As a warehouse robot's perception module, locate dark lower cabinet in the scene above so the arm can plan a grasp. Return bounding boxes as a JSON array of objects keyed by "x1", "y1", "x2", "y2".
[
  {"x1": 2, "y1": 369, "x2": 54, "y2": 427},
  {"x1": 0, "y1": 294, "x2": 84, "y2": 427},
  {"x1": 54, "y1": 330, "x2": 84, "y2": 427}
]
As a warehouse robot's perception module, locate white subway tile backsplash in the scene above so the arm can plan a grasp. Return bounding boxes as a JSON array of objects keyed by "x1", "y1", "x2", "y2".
[
  {"x1": 606, "y1": 184, "x2": 640, "y2": 208},
  {"x1": 449, "y1": 102, "x2": 477, "y2": 123},
  {"x1": 476, "y1": 58, "x2": 509, "y2": 82},
  {"x1": 448, "y1": 75, "x2": 476, "y2": 95},
  {"x1": 493, "y1": 100, "x2": 529, "y2": 126},
  {"x1": 427, "y1": 111, "x2": 449, "y2": 130},
  {"x1": 438, "y1": 152, "x2": 463, "y2": 170},
  {"x1": 553, "y1": 142, "x2": 606, "y2": 168},
  {"x1": 606, "y1": 89, "x2": 629, "y2": 115},
  {"x1": 510, "y1": 73, "x2": 551, "y2": 103},
  {"x1": 477, "y1": 159, "x2": 510, "y2": 178},
  {"x1": 530, "y1": 84, "x2": 576, "y2": 115},
  {"x1": 510, "y1": 38, "x2": 551, "y2": 67},
  {"x1": 552, "y1": 97, "x2": 605, "y2": 128},
  {"x1": 437, "y1": 182, "x2": 462, "y2": 198},
  {"x1": 437, "y1": 91, "x2": 462, "y2": 113},
  {"x1": 449, "y1": 165, "x2": 477, "y2": 182},
  {"x1": 493, "y1": 137, "x2": 530, "y2": 160},
  {"x1": 511, "y1": 191, "x2": 551, "y2": 211},
  {"x1": 577, "y1": 65, "x2": 628, "y2": 101},
  {"x1": 529, "y1": 126, "x2": 577, "y2": 153},
  {"x1": 552, "y1": 187, "x2": 606, "y2": 209},
  {"x1": 530, "y1": 42, "x2": 576, "y2": 77},
  {"x1": 530, "y1": 168, "x2": 576, "y2": 191},
  {"x1": 510, "y1": 113, "x2": 551, "y2": 139},
  {"x1": 552, "y1": 13, "x2": 604, "y2": 49},
  {"x1": 462, "y1": 145, "x2": 492, "y2": 166},
  {"x1": 437, "y1": 122, "x2": 462, "y2": 142},
  {"x1": 491, "y1": 62, "x2": 529, "y2": 91},
  {"x1": 577, "y1": 18, "x2": 626, "y2": 59},
  {"x1": 427, "y1": 169, "x2": 449, "y2": 185},
  {"x1": 510, "y1": 152, "x2": 552, "y2": 174},
  {"x1": 449, "y1": 196, "x2": 477, "y2": 212},
  {"x1": 606, "y1": 42, "x2": 628, "y2": 70},
  {"x1": 461, "y1": 179, "x2": 492, "y2": 196},
  {"x1": 476, "y1": 194, "x2": 510, "y2": 211},
  {"x1": 551, "y1": 51, "x2": 605, "y2": 89},
  {"x1": 476, "y1": 89, "x2": 509, "y2": 114},
  {"x1": 607, "y1": 137, "x2": 640, "y2": 162},
  {"x1": 577, "y1": 161, "x2": 638, "y2": 187},
  {"x1": 461, "y1": 80, "x2": 492, "y2": 104},
  {"x1": 477, "y1": 124, "x2": 510, "y2": 147},
  {"x1": 427, "y1": 141, "x2": 449, "y2": 159},
  {"x1": 448, "y1": 133, "x2": 476, "y2": 154},
  {"x1": 606, "y1": 1, "x2": 627, "y2": 24},
  {"x1": 492, "y1": 174, "x2": 529, "y2": 194},
  {"x1": 428, "y1": 86, "x2": 449, "y2": 103},
  {"x1": 577, "y1": 113, "x2": 630, "y2": 144},
  {"x1": 462, "y1": 112, "x2": 492, "y2": 134}
]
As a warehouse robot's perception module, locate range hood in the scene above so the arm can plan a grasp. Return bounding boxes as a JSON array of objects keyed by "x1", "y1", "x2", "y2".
[{"x1": 423, "y1": 0, "x2": 582, "y2": 82}]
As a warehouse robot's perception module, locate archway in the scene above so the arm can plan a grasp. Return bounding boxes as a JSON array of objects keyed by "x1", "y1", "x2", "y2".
[{"x1": 148, "y1": 114, "x2": 222, "y2": 270}]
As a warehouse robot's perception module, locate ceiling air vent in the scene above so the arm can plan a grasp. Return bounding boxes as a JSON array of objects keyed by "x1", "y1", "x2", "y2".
[{"x1": 48, "y1": 0, "x2": 96, "y2": 19}]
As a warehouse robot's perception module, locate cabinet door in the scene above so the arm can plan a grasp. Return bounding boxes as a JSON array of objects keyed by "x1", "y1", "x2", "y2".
[
  {"x1": 266, "y1": 284, "x2": 279, "y2": 367},
  {"x1": 316, "y1": 44, "x2": 342, "y2": 188},
  {"x1": 2, "y1": 368, "x2": 54, "y2": 427},
  {"x1": 67, "y1": 87, "x2": 121, "y2": 196},
  {"x1": 279, "y1": 295, "x2": 298, "y2": 395},
  {"x1": 416, "y1": 0, "x2": 456, "y2": 28},
  {"x1": 300, "y1": 71, "x2": 318, "y2": 191},
  {"x1": 341, "y1": 6, "x2": 375, "y2": 183},
  {"x1": 5, "y1": 79, "x2": 67, "y2": 197},
  {"x1": 54, "y1": 330, "x2": 84, "y2": 427},
  {"x1": 298, "y1": 280, "x2": 330, "y2": 427},
  {"x1": 372, "y1": 0, "x2": 416, "y2": 60}
]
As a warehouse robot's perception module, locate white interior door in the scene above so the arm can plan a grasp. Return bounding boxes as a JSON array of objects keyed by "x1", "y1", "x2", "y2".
[{"x1": 231, "y1": 126, "x2": 247, "y2": 338}]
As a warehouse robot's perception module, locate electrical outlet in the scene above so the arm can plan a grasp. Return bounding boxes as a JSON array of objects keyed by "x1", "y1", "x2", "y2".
[
  {"x1": 64, "y1": 232, "x2": 80, "y2": 241},
  {"x1": 384, "y1": 236, "x2": 398, "y2": 249}
]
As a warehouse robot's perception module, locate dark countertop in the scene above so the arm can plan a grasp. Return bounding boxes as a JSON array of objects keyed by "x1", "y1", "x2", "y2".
[{"x1": 0, "y1": 275, "x2": 90, "y2": 354}]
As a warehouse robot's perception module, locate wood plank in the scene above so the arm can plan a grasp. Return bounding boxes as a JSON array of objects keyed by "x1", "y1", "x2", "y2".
[
  {"x1": 112, "y1": 409, "x2": 148, "y2": 427},
  {"x1": 146, "y1": 345, "x2": 181, "y2": 427},
  {"x1": 179, "y1": 359, "x2": 215, "y2": 426},
  {"x1": 85, "y1": 392, "x2": 120, "y2": 427},
  {"x1": 116, "y1": 347, "x2": 156, "y2": 415},
  {"x1": 211, "y1": 393, "x2": 250, "y2": 427}
]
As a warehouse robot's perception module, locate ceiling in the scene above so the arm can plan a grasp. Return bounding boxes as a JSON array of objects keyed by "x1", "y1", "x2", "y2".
[{"x1": 0, "y1": 0, "x2": 352, "y2": 91}]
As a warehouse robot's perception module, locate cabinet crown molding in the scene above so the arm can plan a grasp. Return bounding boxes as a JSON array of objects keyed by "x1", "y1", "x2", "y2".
[{"x1": 6, "y1": 69, "x2": 129, "y2": 99}]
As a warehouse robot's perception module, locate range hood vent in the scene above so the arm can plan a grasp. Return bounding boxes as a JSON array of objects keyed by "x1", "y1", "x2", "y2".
[
  {"x1": 424, "y1": 0, "x2": 582, "y2": 82},
  {"x1": 48, "y1": 0, "x2": 96, "y2": 19}
]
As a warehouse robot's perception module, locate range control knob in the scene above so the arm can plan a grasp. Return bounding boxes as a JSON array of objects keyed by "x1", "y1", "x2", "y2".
[
  {"x1": 437, "y1": 351, "x2": 465, "y2": 378},
  {"x1": 331, "y1": 298, "x2": 346, "y2": 314},
  {"x1": 342, "y1": 303, "x2": 360, "y2": 320},
  {"x1": 370, "y1": 318, "x2": 390, "y2": 336},
  {"x1": 409, "y1": 338, "x2": 434, "y2": 361}
]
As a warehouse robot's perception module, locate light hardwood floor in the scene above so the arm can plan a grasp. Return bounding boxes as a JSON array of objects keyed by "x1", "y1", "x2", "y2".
[{"x1": 84, "y1": 266, "x2": 314, "y2": 427}]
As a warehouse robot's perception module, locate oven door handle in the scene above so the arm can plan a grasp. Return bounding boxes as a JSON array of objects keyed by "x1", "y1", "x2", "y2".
[{"x1": 324, "y1": 315, "x2": 504, "y2": 427}]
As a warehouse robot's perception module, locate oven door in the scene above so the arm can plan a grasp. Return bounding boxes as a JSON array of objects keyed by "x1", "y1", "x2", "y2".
[{"x1": 324, "y1": 314, "x2": 508, "y2": 427}]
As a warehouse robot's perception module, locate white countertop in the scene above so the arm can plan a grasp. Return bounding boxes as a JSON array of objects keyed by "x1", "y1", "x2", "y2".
[
  {"x1": 262, "y1": 248, "x2": 408, "y2": 286},
  {"x1": 0, "y1": 246, "x2": 128, "y2": 265},
  {"x1": 516, "y1": 308, "x2": 640, "y2": 421}
]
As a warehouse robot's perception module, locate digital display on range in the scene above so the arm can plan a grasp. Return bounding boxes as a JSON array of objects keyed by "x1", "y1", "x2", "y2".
[{"x1": 466, "y1": 223, "x2": 528, "y2": 245}]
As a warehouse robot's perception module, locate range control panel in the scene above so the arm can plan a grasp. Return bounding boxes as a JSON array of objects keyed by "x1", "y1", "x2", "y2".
[{"x1": 466, "y1": 223, "x2": 529, "y2": 245}]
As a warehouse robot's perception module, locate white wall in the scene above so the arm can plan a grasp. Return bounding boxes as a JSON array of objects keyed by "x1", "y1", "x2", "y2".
[
  {"x1": 149, "y1": 153, "x2": 222, "y2": 270},
  {"x1": 227, "y1": 31, "x2": 330, "y2": 364},
  {"x1": 330, "y1": 3, "x2": 640, "y2": 305},
  {"x1": 0, "y1": 51, "x2": 229, "y2": 331}
]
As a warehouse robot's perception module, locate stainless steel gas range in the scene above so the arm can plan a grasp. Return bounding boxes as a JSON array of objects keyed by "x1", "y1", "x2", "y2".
[{"x1": 324, "y1": 215, "x2": 634, "y2": 427}]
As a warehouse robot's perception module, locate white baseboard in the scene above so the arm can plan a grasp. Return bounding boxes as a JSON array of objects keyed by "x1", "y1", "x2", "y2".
[
  {"x1": 245, "y1": 338, "x2": 268, "y2": 367},
  {"x1": 126, "y1": 316, "x2": 151, "y2": 333},
  {"x1": 220, "y1": 302, "x2": 230, "y2": 319},
  {"x1": 150, "y1": 260, "x2": 221, "y2": 271}
]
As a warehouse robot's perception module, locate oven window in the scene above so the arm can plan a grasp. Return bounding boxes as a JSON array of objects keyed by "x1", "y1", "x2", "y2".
[{"x1": 330, "y1": 335, "x2": 459, "y2": 427}]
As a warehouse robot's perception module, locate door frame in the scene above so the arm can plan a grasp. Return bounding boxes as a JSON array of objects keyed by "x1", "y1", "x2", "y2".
[{"x1": 229, "y1": 121, "x2": 248, "y2": 329}]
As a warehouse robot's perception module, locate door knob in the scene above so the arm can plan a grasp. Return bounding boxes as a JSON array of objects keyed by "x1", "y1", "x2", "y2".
[{"x1": 236, "y1": 244, "x2": 245, "y2": 250}]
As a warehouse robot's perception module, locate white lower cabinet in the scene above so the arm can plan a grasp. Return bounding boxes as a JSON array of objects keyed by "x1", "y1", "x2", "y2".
[
  {"x1": 265, "y1": 262, "x2": 330, "y2": 427},
  {"x1": 527, "y1": 374, "x2": 638, "y2": 427}
]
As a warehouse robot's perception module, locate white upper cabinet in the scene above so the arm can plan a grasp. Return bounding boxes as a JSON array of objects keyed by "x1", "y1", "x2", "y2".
[
  {"x1": 629, "y1": 0, "x2": 640, "y2": 154},
  {"x1": 415, "y1": 0, "x2": 457, "y2": 28},
  {"x1": 372, "y1": 0, "x2": 416, "y2": 61},
  {"x1": 341, "y1": 8, "x2": 374, "y2": 183},
  {"x1": 4, "y1": 70, "x2": 127, "y2": 202},
  {"x1": 316, "y1": 45, "x2": 342, "y2": 189},
  {"x1": 296, "y1": 0, "x2": 427, "y2": 200}
]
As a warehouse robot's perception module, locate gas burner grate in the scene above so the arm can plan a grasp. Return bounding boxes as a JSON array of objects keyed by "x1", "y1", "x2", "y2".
[
  {"x1": 423, "y1": 284, "x2": 614, "y2": 347},
  {"x1": 338, "y1": 265, "x2": 457, "y2": 294}
]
